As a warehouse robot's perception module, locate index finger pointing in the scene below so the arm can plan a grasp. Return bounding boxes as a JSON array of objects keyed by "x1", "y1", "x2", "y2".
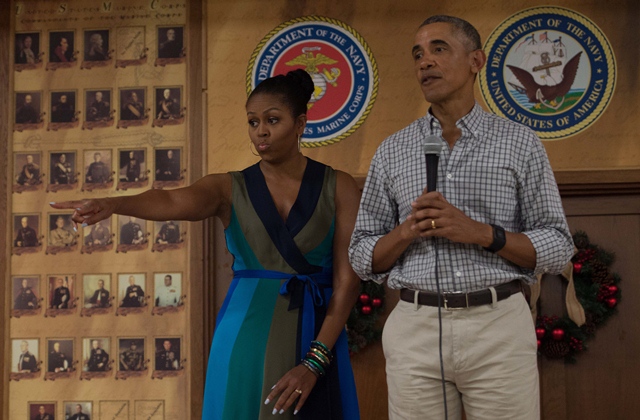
[{"x1": 49, "y1": 200, "x2": 87, "y2": 210}]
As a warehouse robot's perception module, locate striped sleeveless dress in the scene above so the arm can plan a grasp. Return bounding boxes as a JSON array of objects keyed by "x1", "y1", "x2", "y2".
[{"x1": 202, "y1": 158, "x2": 359, "y2": 419}]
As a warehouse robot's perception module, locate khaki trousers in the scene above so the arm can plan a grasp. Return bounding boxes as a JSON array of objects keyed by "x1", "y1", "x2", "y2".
[{"x1": 383, "y1": 293, "x2": 539, "y2": 420}]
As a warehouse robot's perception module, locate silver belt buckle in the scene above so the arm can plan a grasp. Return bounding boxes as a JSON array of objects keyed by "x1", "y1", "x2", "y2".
[{"x1": 443, "y1": 291, "x2": 468, "y2": 311}]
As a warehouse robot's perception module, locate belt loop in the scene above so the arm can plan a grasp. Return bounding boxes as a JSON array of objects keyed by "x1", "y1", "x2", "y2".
[
  {"x1": 414, "y1": 290, "x2": 420, "y2": 311},
  {"x1": 489, "y1": 286, "x2": 498, "y2": 309}
]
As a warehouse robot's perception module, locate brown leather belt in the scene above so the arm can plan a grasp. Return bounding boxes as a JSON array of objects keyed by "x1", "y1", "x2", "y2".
[{"x1": 400, "y1": 280, "x2": 523, "y2": 309}]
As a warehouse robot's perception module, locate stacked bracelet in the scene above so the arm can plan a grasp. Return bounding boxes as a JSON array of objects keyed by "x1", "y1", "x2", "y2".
[{"x1": 300, "y1": 340, "x2": 333, "y2": 378}]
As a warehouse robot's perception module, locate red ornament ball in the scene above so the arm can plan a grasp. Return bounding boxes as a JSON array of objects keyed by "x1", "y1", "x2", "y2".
[
  {"x1": 607, "y1": 285, "x2": 619, "y2": 295},
  {"x1": 535, "y1": 328, "x2": 546, "y2": 340},
  {"x1": 605, "y1": 298, "x2": 618, "y2": 308},
  {"x1": 360, "y1": 305, "x2": 372, "y2": 315},
  {"x1": 359, "y1": 293, "x2": 370, "y2": 305},
  {"x1": 371, "y1": 298, "x2": 382, "y2": 307},
  {"x1": 551, "y1": 328, "x2": 565, "y2": 341},
  {"x1": 573, "y1": 262, "x2": 583, "y2": 273},
  {"x1": 537, "y1": 339, "x2": 542, "y2": 348}
]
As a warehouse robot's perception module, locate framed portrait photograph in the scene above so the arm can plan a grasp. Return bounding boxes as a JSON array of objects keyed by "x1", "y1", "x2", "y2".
[
  {"x1": 46, "y1": 338, "x2": 74, "y2": 374},
  {"x1": 15, "y1": 91, "x2": 42, "y2": 126},
  {"x1": 14, "y1": 152, "x2": 43, "y2": 191},
  {"x1": 154, "y1": 272, "x2": 182, "y2": 308},
  {"x1": 82, "y1": 337, "x2": 111, "y2": 373},
  {"x1": 157, "y1": 26, "x2": 184, "y2": 59},
  {"x1": 49, "y1": 151, "x2": 77, "y2": 188},
  {"x1": 15, "y1": 32, "x2": 41, "y2": 65},
  {"x1": 84, "y1": 89, "x2": 113, "y2": 123},
  {"x1": 118, "y1": 273, "x2": 146, "y2": 309},
  {"x1": 118, "y1": 87, "x2": 147, "y2": 123},
  {"x1": 47, "y1": 274, "x2": 75, "y2": 312},
  {"x1": 49, "y1": 30, "x2": 75, "y2": 63},
  {"x1": 13, "y1": 213, "x2": 40, "y2": 252},
  {"x1": 12, "y1": 338, "x2": 39, "y2": 374},
  {"x1": 47, "y1": 213, "x2": 77, "y2": 249},
  {"x1": 83, "y1": 29, "x2": 110, "y2": 62},
  {"x1": 83, "y1": 149, "x2": 112, "y2": 189},
  {"x1": 118, "y1": 337, "x2": 146, "y2": 372},
  {"x1": 154, "y1": 147, "x2": 182, "y2": 182},
  {"x1": 117, "y1": 148, "x2": 147, "y2": 187},
  {"x1": 12, "y1": 275, "x2": 40, "y2": 312},
  {"x1": 154, "y1": 337, "x2": 181, "y2": 371},
  {"x1": 154, "y1": 220, "x2": 183, "y2": 245},
  {"x1": 117, "y1": 215, "x2": 148, "y2": 247},
  {"x1": 63, "y1": 401, "x2": 92, "y2": 420},
  {"x1": 153, "y1": 86, "x2": 184, "y2": 126},
  {"x1": 28, "y1": 402, "x2": 56, "y2": 420},
  {"x1": 82, "y1": 217, "x2": 112, "y2": 252},
  {"x1": 50, "y1": 90, "x2": 77, "y2": 124},
  {"x1": 82, "y1": 274, "x2": 112, "y2": 310}
]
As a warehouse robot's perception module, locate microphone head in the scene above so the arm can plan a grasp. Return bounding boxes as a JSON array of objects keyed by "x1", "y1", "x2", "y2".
[{"x1": 423, "y1": 135, "x2": 443, "y2": 156}]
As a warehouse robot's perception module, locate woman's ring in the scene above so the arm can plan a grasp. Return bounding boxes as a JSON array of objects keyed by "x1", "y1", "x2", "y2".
[{"x1": 431, "y1": 220, "x2": 436, "y2": 230}]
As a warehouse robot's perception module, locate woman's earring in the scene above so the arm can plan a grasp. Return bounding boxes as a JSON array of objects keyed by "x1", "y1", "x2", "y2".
[{"x1": 249, "y1": 139, "x2": 259, "y2": 156}]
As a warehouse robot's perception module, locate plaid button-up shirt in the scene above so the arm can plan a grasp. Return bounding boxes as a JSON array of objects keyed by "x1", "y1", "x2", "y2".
[{"x1": 349, "y1": 104, "x2": 574, "y2": 292}]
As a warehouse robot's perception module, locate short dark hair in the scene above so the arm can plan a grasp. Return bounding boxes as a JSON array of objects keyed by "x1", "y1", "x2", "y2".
[
  {"x1": 420, "y1": 15, "x2": 482, "y2": 51},
  {"x1": 247, "y1": 69, "x2": 315, "y2": 118}
]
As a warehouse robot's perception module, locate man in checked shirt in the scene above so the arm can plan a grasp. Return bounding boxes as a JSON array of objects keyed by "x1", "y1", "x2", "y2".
[{"x1": 349, "y1": 15, "x2": 574, "y2": 420}]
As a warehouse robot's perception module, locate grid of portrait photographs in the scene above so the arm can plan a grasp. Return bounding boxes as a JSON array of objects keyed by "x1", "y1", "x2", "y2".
[{"x1": 12, "y1": 14, "x2": 189, "y2": 420}]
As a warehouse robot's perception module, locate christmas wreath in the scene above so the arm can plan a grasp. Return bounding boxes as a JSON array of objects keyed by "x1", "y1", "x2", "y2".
[
  {"x1": 346, "y1": 280, "x2": 385, "y2": 354},
  {"x1": 533, "y1": 231, "x2": 622, "y2": 363}
]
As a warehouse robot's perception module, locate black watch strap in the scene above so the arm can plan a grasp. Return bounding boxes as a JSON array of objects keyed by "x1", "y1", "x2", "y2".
[{"x1": 484, "y1": 224, "x2": 506, "y2": 253}]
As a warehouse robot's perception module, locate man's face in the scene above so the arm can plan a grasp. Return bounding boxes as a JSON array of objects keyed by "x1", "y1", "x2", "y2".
[
  {"x1": 76, "y1": 404, "x2": 82, "y2": 413},
  {"x1": 53, "y1": 342, "x2": 60, "y2": 352},
  {"x1": 129, "y1": 276, "x2": 135, "y2": 285},
  {"x1": 24, "y1": 36, "x2": 32, "y2": 49},
  {"x1": 22, "y1": 278, "x2": 29, "y2": 288},
  {"x1": 60, "y1": 95, "x2": 67, "y2": 104},
  {"x1": 167, "y1": 29, "x2": 175, "y2": 41},
  {"x1": 56, "y1": 217, "x2": 65, "y2": 228},
  {"x1": 60, "y1": 38, "x2": 68, "y2": 52},
  {"x1": 163, "y1": 340, "x2": 171, "y2": 351},
  {"x1": 164, "y1": 275, "x2": 172, "y2": 286},
  {"x1": 412, "y1": 22, "x2": 484, "y2": 105},
  {"x1": 131, "y1": 343, "x2": 137, "y2": 350},
  {"x1": 98, "y1": 280, "x2": 104, "y2": 289},
  {"x1": 131, "y1": 92, "x2": 138, "y2": 102},
  {"x1": 92, "y1": 340, "x2": 99, "y2": 349},
  {"x1": 39, "y1": 406, "x2": 45, "y2": 414},
  {"x1": 163, "y1": 89, "x2": 171, "y2": 99},
  {"x1": 26, "y1": 155, "x2": 34, "y2": 164},
  {"x1": 57, "y1": 278, "x2": 64, "y2": 287},
  {"x1": 94, "y1": 153, "x2": 102, "y2": 162},
  {"x1": 21, "y1": 217, "x2": 28, "y2": 228},
  {"x1": 21, "y1": 341, "x2": 28, "y2": 352},
  {"x1": 95, "y1": 34, "x2": 103, "y2": 47},
  {"x1": 167, "y1": 150, "x2": 173, "y2": 159},
  {"x1": 95, "y1": 92, "x2": 103, "y2": 102},
  {"x1": 25, "y1": 94, "x2": 32, "y2": 104},
  {"x1": 60, "y1": 154, "x2": 66, "y2": 163},
  {"x1": 129, "y1": 151, "x2": 134, "y2": 159}
]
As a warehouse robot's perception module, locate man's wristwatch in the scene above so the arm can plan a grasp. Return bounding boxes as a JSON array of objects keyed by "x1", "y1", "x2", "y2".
[{"x1": 484, "y1": 224, "x2": 506, "y2": 253}]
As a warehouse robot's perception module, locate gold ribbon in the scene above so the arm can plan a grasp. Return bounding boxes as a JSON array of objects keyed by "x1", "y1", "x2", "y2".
[{"x1": 530, "y1": 256, "x2": 586, "y2": 327}]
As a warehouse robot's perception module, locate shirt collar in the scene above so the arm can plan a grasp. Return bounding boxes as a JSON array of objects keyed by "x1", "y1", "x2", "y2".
[{"x1": 425, "y1": 102, "x2": 484, "y2": 136}]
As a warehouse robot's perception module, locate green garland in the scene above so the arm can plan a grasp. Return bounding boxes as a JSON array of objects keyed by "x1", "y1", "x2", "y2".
[
  {"x1": 536, "y1": 231, "x2": 622, "y2": 363},
  {"x1": 346, "y1": 281, "x2": 386, "y2": 354}
]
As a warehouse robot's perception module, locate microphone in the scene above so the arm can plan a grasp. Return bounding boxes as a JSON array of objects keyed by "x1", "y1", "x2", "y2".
[{"x1": 423, "y1": 135, "x2": 442, "y2": 192}]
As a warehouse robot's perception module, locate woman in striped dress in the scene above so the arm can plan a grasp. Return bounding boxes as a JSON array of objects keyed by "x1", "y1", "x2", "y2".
[{"x1": 52, "y1": 69, "x2": 361, "y2": 419}]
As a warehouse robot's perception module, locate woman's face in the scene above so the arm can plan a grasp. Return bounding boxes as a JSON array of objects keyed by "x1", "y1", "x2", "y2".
[{"x1": 246, "y1": 93, "x2": 305, "y2": 161}]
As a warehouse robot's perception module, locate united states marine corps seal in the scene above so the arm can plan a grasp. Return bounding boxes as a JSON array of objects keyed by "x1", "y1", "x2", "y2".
[
  {"x1": 480, "y1": 7, "x2": 616, "y2": 140},
  {"x1": 248, "y1": 16, "x2": 378, "y2": 147}
]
